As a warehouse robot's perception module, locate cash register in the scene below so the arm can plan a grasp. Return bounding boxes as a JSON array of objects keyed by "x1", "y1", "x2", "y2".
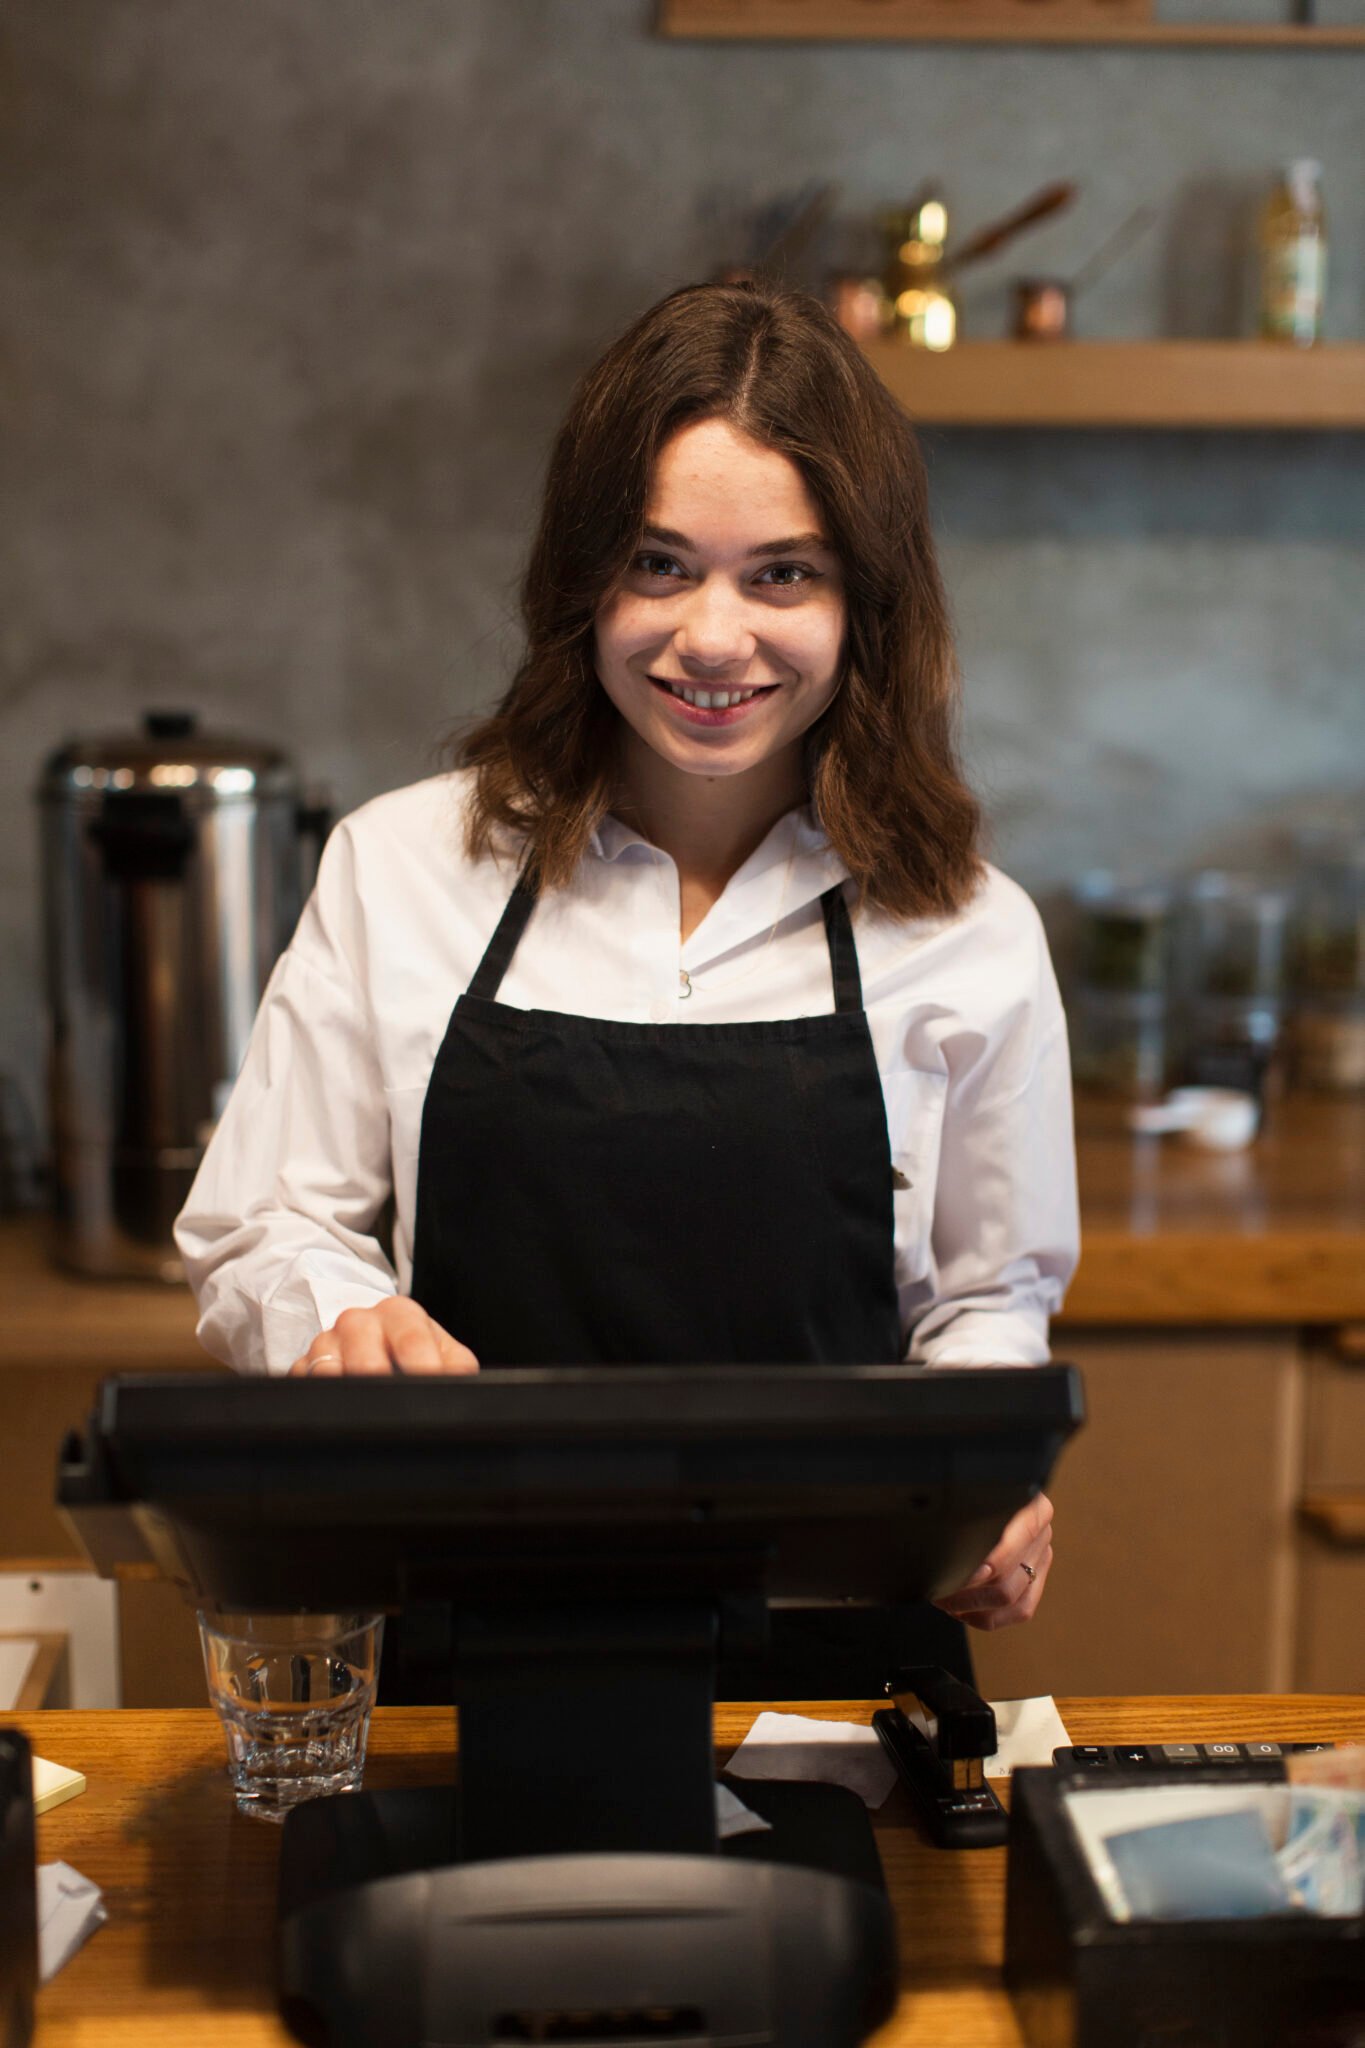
[{"x1": 58, "y1": 1363, "x2": 1082, "y2": 2048}]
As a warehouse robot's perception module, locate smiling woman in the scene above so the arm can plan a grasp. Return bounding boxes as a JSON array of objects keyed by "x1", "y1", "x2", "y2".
[
  {"x1": 175, "y1": 282, "x2": 1079, "y2": 1698},
  {"x1": 459, "y1": 282, "x2": 982, "y2": 924},
  {"x1": 592, "y1": 418, "x2": 846, "y2": 934}
]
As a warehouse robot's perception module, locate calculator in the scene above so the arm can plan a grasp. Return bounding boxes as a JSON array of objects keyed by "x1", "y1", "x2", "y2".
[{"x1": 1053, "y1": 1741, "x2": 1335, "y2": 1775}]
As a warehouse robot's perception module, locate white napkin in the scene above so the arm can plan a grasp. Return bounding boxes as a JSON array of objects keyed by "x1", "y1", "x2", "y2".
[
  {"x1": 32, "y1": 1755, "x2": 86, "y2": 1817},
  {"x1": 714, "y1": 1783, "x2": 773, "y2": 1839},
  {"x1": 982, "y1": 1696, "x2": 1072, "y2": 1779},
  {"x1": 724, "y1": 1712, "x2": 898, "y2": 1810},
  {"x1": 37, "y1": 1862, "x2": 107, "y2": 1982},
  {"x1": 722, "y1": 1697, "x2": 1072, "y2": 1808}
]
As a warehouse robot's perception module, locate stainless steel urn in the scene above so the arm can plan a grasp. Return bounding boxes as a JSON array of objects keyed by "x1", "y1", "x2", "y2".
[{"x1": 37, "y1": 710, "x2": 328, "y2": 1280}]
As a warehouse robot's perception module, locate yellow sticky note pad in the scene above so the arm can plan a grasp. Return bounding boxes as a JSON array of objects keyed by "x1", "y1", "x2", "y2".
[{"x1": 32, "y1": 1756, "x2": 86, "y2": 1816}]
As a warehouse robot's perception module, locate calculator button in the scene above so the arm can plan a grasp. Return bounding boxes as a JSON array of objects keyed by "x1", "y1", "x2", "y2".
[
  {"x1": 1059, "y1": 1746, "x2": 1110, "y2": 1767},
  {"x1": 1159, "y1": 1743, "x2": 1202, "y2": 1762},
  {"x1": 1289, "y1": 1742, "x2": 1331, "y2": 1753},
  {"x1": 1113, "y1": 1746, "x2": 1154, "y2": 1766},
  {"x1": 1244, "y1": 1742, "x2": 1283, "y2": 1760},
  {"x1": 1201, "y1": 1743, "x2": 1244, "y2": 1761}
]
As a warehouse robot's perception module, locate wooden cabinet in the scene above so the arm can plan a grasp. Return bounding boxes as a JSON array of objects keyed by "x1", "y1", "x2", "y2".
[
  {"x1": 974, "y1": 1323, "x2": 1365, "y2": 1702},
  {"x1": 1301, "y1": 1331, "x2": 1365, "y2": 1493},
  {"x1": 0, "y1": 1216, "x2": 215, "y2": 1565},
  {"x1": 1295, "y1": 1535, "x2": 1365, "y2": 1692},
  {"x1": 1293, "y1": 1331, "x2": 1365, "y2": 1693},
  {"x1": 973, "y1": 1329, "x2": 1302, "y2": 1698},
  {"x1": 971, "y1": 1096, "x2": 1365, "y2": 1699},
  {"x1": 0, "y1": 1218, "x2": 221, "y2": 1707}
]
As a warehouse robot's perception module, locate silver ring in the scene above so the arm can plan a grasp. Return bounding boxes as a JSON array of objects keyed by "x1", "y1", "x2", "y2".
[
  {"x1": 306, "y1": 1352, "x2": 343, "y2": 1373},
  {"x1": 1020, "y1": 1560, "x2": 1037, "y2": 1583}
]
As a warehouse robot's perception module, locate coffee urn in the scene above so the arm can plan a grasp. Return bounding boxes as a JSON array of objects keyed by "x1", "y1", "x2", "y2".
[{"x1": 37, "y1": 710, "x2": 328, "y2": 1280}]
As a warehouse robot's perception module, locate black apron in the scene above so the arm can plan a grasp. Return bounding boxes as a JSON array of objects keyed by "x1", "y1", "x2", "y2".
[{"x1": 404, "y1": 865, "x2": 970, "y2": 1699}]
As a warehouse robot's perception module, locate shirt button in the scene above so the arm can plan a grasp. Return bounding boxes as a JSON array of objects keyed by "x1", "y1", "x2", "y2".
[{"x1": 649, "y1": 998, "x2": 671, "y2": 1024}]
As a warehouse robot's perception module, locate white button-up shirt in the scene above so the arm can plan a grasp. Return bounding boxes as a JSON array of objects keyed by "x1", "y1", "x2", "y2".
[{"x1": 175, "y1": 772, "x2": 1079, "y2": 1375}]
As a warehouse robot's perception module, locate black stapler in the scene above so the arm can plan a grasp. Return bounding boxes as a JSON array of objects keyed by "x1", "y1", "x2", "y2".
[{"x1": 872, "y1": 1665, "x2": 1008, "y2": 1849}]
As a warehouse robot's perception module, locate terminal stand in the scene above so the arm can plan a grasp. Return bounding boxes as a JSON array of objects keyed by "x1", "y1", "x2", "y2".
[
  {"x1": 455, "y1": 1602, "x2": 721, "y2": 1860},
  {"x1": 276, "y1": 1599, "x2": 898, "y2": 2048}
]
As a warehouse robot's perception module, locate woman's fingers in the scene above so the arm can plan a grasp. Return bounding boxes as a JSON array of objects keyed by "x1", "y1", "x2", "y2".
[
  {"x1": 934, "y1": 1493, "x2": 1055, "y2": 1631},
  {"x1": 287, "y1": 1298, "x2": 480, "y2": 1376},
  {"x1": 333, "y1": 1305, "x2": 402, "y2": 1375},
  {"x1": 383, "y1": 1298, "x2": 457, "y2": 1374},
  {"x1": 936, "y1": 1543, "x2": 1052, "y2": 1630},
  {"x1": 289, "y1": 1342, "x2": 344, "y2": 1377},
  {"x1": 378, "y1": 1301, "x2": 478, "y2": 1374},
  {"x1": 435, "y1": 1326, "x2": 480, "y2": 1375}
]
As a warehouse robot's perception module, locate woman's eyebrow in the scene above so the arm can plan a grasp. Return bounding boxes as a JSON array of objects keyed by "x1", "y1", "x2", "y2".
[{"x1": 642, "y1": 523, "x2": 830, "y2": 558}]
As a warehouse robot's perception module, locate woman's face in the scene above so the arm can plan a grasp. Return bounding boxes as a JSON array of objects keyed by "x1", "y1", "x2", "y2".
[{"x1": 593, "y1": 418, "x2": 845, "y2": 802}]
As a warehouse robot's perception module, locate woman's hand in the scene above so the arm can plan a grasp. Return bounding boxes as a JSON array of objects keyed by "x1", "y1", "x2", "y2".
[
  {"x1": 289, "y1": 1298, "x2": 478, "y2": 1377},
  {"x1": 933, "y1": 1492, "x2": 1053, "y2": 1632}
]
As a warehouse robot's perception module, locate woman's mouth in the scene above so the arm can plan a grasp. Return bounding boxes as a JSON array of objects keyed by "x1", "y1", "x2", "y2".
[{"x1": 649, "y1": 676, "x2": 779, "y2": 722}]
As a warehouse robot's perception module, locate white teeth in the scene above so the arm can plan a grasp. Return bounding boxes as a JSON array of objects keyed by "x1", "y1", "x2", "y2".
[{"x1": 663, "y1": 681, "x2": 762, "y2": 711}]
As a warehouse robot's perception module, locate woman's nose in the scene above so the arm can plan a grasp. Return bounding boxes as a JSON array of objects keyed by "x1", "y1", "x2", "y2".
[{"x1": 672, "y1": 580, "x2": 757, "y2": 671}]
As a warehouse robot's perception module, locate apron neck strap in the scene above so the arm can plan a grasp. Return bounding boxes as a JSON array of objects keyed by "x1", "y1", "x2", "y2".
[
  {"x1": 468, "y1": 870, "x2": 864, "y2": 1015},
  {"x1": 467, "y1": 867, "x2": 540, "y2": 1001},
  {"x1": 820, "y1": 883, "x2": 863, "y2": 1014}
]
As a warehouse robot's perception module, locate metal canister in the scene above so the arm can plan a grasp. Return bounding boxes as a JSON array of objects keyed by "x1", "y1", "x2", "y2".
[
  {"x1": 1011, "y1": 278, "x2": 1072, "y2": 342},
  {"x1": 36, "y1": 710, "x2": 328, "y2": 1279}
]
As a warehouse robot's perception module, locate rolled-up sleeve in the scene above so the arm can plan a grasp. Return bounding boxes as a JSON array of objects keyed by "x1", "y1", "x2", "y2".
[
  {"x1": 905, "y1": 896, "x2": 1080, "y2": 1367},
  {"x1": 174, "y1": 828, "x2": 399, "y2": 1376}
]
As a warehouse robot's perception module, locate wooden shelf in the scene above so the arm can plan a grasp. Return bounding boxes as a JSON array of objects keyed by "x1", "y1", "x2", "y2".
[
  {"x1": 1300, "y1": 1492, "x2": 1365, "y2": 1546},
  {"x1": 862, "y1": 339, "x2": 1365, "y2": 427},
  {"x1": 659, "y1": 0, "x2": 1365, "y2": 46}
]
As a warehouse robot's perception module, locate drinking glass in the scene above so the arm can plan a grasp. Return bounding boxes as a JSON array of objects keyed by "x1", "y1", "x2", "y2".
[{"x1": 197, "y1": 1609, "x2": 384, "y2": 1822}]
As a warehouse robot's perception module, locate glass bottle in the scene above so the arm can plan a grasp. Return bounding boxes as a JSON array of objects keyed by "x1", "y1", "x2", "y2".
[
  {"x1": 1259, "y1": 160, "x2": 1327, "y2": 348},
  {"x1": 1179, "y1": 871, "x2": 1290, "y2": 1047},
  {"x1": 1289, "y1": 826, "x2": 1365, "y2": 1093},
  {"x1": 1175, "y1": 871, "x2": 1290, "y2": 1097},
  {"x1": 1069, "y1": 874, "x2": 1173, "y2": 1101}
]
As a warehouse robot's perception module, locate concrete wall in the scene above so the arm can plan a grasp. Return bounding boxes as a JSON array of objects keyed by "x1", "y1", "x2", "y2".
[{"x1": 2, "y1": 0, "x2": 1362, "y2": 1116}]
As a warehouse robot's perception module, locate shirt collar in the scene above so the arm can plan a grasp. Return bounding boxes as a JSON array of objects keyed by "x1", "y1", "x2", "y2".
[
  {"x1": 590, "y1": 812, "x2": 651, "y2": 863},
  {"x1": 591, "y1": 803, "x2": 839, "y2": 880},
  {"x1": 586, "y1": 806, "x2": 850, "y2": 960},
  {"x1": 688, "y1": 809, "x2": 848, "y2": 963}
]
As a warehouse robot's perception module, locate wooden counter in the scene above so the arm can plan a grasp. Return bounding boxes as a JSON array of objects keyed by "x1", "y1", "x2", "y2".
[
  {"x1": 2, "y1": 1092, "x2": 1362, "y2": 1357},
  {"x1": 0, "y1": 1217, "x2": 205, "y2": 1373},
  {"x1": 10, "y1": 1695, "x2": 1365, "y2": 2047},
  {"x1": 0, "y1": 1218, "x2": 215, "y2": 1571},
  {"x1": 1062, "y1": 1093, "x2": 1365, "y2": 1325}
]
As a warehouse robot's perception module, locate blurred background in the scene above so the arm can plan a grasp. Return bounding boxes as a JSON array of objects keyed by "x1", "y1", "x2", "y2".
[
  {"x1": 1, "y1": 0, "x2": 1363, "y2": 1711},
  {"x1": 2, "y1": 0, "x2": 1364, "y2": 1102}
]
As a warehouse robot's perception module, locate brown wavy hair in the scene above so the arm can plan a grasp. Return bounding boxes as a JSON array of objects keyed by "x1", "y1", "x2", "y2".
[{"x1": 458, "y1": 281, "x2": 983, "y2": 919}]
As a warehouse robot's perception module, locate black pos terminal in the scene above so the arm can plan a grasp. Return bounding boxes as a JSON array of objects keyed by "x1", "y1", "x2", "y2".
[{"x1": 58, "y1": 1364, "x2": 1082, "y2": 2048}]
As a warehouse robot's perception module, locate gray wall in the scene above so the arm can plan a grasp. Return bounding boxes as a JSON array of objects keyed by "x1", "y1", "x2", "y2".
[{"x1": 2, "y1": 0, "x2": 1362, "y2": 1116}]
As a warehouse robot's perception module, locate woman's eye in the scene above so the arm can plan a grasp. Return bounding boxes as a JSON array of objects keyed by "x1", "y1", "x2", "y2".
[
  {"x1": 634, "y1": 553, "x2": 685, "y2": 580},
  {"x1": 757, "y1": 562, "x2": 818, "y2": 589}
]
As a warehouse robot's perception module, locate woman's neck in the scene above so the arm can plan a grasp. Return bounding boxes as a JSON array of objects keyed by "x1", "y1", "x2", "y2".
[{"x1": 612, "y1": 734, "x2": 807, "y2": 941}]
